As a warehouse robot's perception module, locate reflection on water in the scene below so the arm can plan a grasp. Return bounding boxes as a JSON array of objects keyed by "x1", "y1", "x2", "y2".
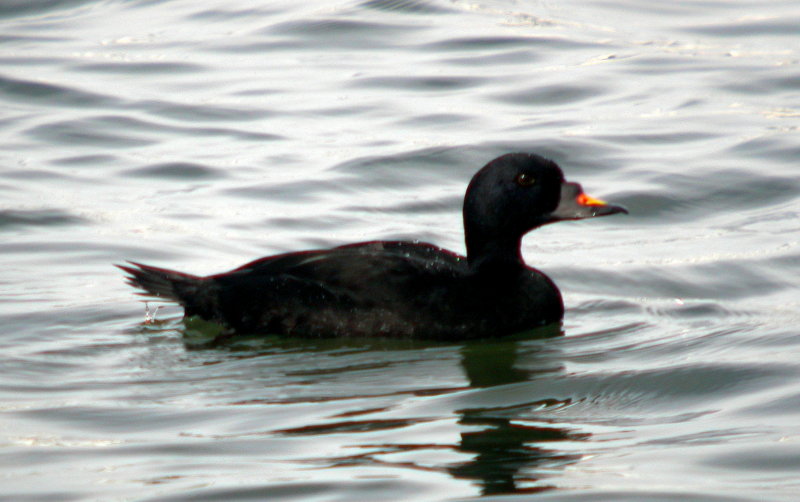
[
  {"x1": 451, "y1": 416, "x2": 583, "y2": 495},
  {"x1": 451, "y1": 340, "x2": 584, "y2": 495},
  {"x1": 239, "y1": 329, "x2": 584, "y2": 496}
]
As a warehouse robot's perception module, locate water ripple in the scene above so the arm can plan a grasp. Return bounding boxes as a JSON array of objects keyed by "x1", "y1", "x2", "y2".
[
  {"x1": 350, "y1": 75, "x2": 486, "y2": 91},
  {"x1": 0, "y1": 73, "x2": 120, "y2": 108},
  {"x1": 267, "y1": 18, "x2": 423, "y2": 49},
  {"x1": 360, "y1": 0, "x2": 451, "y2": 15},
  {"x1": 0, "y1": 209, "x2": 86, "y2": 230},
  {"x1": 685, "y1": 17, "x2": 800, "y2": 37},
  {"x1": 72, "y1": 61, "x2": 207, "y2": 75},
  {"x1": 492, "y1": 83, "x2": 606, "y2": 106},
  {"x1": 0, "y1": 0, "x2": 93, "y2": 19},
  {"x1": 122, "y1": 162, "x2": 226, "y2": 181},
  {"x1": 27, "y1": 118, "x2": 155, "y2": 148},
  {"x1": 140, "y1": 100, "x2": 270, "y2": 123},
  {"x1": 425, "y1": 36, "x2": 597, "y2": 51}
]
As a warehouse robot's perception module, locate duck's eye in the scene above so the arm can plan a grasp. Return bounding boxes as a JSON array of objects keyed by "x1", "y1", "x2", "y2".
[{"x1": 516, "y1": 173, "x2": 536, "y2": 187}]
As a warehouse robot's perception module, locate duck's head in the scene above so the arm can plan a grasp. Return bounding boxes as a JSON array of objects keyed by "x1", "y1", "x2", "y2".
[{"x1": 463, "y1": 152, "x2": 627, "y2": 269}]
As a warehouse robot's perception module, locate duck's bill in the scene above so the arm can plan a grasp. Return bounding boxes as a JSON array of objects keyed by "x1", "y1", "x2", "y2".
[{"x1": 548, "y1": 181, "x2": 628, "y2": 221}]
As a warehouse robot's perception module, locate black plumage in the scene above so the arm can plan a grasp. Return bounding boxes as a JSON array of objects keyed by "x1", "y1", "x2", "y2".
[{"x1": 118, "y1": 153, "x2": 626, "y2": 340}]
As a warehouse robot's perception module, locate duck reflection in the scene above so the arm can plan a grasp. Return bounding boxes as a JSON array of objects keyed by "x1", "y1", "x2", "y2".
[
  {"x1": 267, "y1": 329, "x2": 589, "y2": 496},
  {"x1": 449, "y1": 336, "x2": 588, "y2": 495}
]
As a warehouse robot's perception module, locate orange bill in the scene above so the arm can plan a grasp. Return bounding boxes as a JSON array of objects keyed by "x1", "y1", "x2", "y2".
[{"x1": 576, "y1": 192, "x2": 608, "y2": 207}]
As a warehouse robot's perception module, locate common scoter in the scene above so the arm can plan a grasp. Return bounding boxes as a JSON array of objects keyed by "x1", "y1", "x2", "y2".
[{"x1": 118, "y1": 153, "x2": 627, "y2": 340}]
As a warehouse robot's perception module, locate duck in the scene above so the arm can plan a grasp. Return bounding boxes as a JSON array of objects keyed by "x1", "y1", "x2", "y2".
[{"x1": 118, "y1": 153, "x2": 627, "y2": 340}]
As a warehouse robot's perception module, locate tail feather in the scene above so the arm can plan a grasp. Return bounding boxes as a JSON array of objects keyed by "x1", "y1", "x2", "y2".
[{"x1": 116, "y1": 261, "x2": 202, "y2": 305}]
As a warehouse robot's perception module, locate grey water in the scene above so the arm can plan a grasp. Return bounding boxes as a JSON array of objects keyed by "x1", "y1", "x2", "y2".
[{"x1": 2, "y1": 0, "x2": 800, "y2": 500}]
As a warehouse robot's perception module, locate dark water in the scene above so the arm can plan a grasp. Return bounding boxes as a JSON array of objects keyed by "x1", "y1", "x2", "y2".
[{"x1": 2, "y1": 0, "x2": 800, "y2": 500}]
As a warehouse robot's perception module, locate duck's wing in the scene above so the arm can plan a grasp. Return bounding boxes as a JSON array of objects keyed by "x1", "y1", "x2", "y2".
[
  {"x1": 205, "y1": 241, "x2": 469, "y2": 336},
  {"x1": 338, "y1": 240, "x2": 465, "y2": 266},
  {"x1": 121, "y1": 241, "x2": 471, "y2": 336},
  {"x1": 211, "y1": 240, "x2": 469, "y2": 314},
  {"x1": 221, "y1": 240, "x2": 466, "y2": 279}
]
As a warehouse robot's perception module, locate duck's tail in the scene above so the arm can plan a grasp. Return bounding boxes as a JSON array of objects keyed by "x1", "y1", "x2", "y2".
[{"x1": 116, "y1": 261, "x2": 203, "y2": 306}]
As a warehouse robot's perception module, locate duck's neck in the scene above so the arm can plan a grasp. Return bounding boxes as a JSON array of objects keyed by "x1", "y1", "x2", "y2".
[{"x1": 465, "y1": 230, "x2": 526, "y2": 276}]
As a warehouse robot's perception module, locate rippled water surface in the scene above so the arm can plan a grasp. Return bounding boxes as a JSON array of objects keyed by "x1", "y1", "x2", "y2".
[{"x1": 2, "y1": 0, "x2": 800, "y2": 500}]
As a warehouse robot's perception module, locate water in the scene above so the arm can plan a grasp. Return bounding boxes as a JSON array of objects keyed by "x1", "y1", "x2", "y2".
[{"x1": 2, "y1": 0, "x2": 800, "y2": 500}]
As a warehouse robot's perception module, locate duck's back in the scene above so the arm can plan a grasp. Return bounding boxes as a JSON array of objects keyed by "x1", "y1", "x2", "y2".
[
  {"x1": 213, "y1": 241, "x2": 468, "y2": 338},
  {"x1": 123, "y1": 240, "x2": 563, "y2": 340}
]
